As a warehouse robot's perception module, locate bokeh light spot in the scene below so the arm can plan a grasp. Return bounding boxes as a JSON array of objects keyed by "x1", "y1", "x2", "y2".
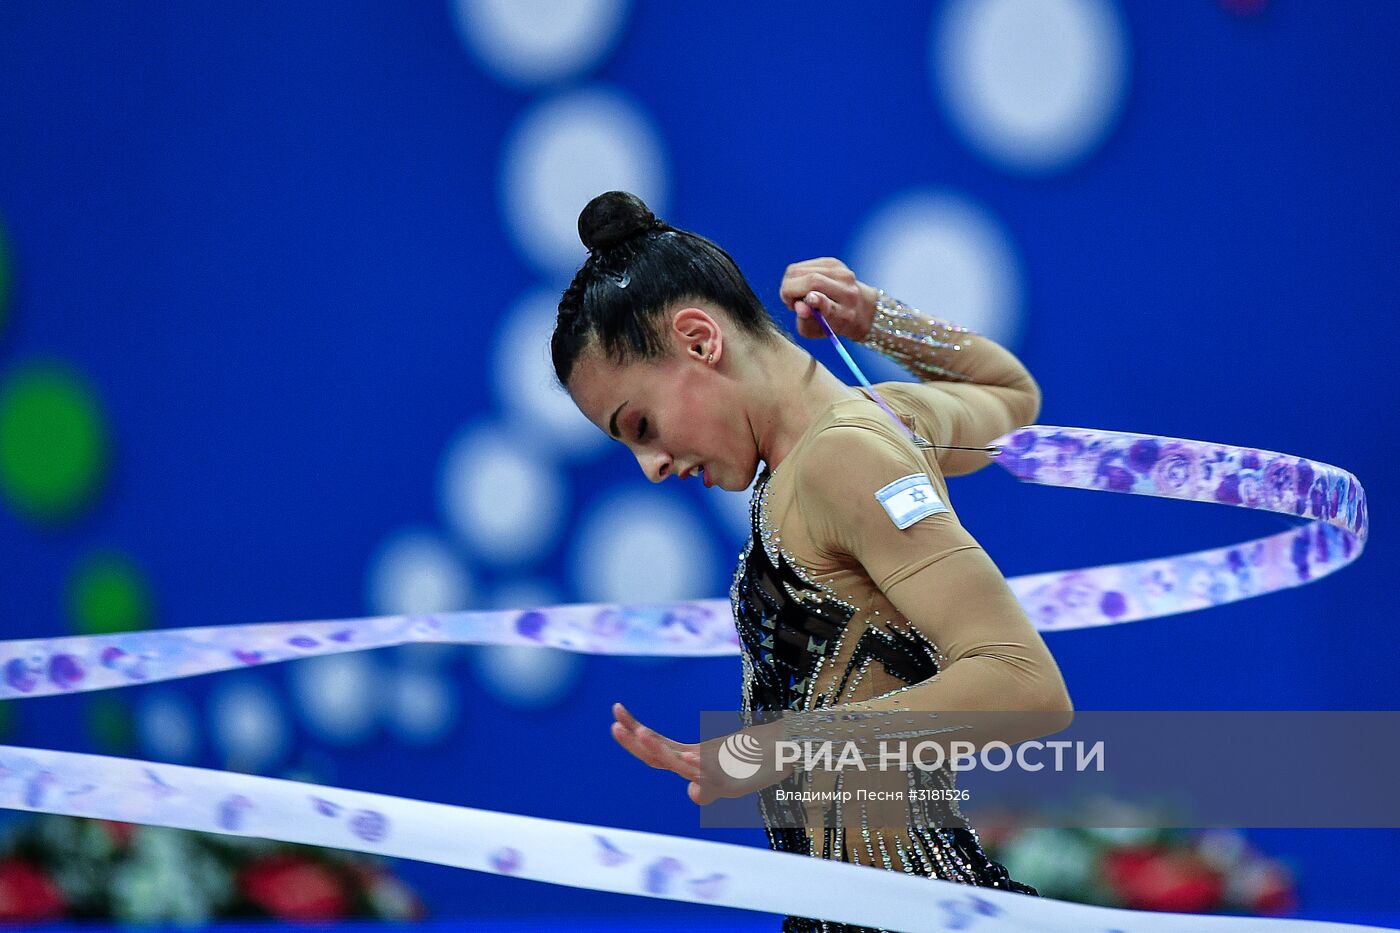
[
  {"x1": 68, "y1": 551, "x2": 154, "y2": 635},
  {"x1": 501, "y1": 88, "x2": 669, "y2": 276},
  {"x1": 934, "y1": 0, "x2": 1130, "y2": 174},
  {"x1": 0, "y1": 363, "x2": 109, "y2": 523},
  {"x1": 452, "y1": 0, "x2": 630, "y2": 87}
]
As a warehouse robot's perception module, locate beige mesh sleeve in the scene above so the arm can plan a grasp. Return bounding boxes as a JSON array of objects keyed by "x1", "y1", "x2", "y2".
[
  {"x1": 796, "y1": 421, "x2": 1071, "y2": 725},
  {"x1": 860, "y1": 292, "x2": 1041, "y2": 477}
]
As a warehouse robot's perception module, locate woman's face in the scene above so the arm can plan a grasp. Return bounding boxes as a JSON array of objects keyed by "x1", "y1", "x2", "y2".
[{"x1": 566, "y1": 308, "x2": 760, "y2": 491}]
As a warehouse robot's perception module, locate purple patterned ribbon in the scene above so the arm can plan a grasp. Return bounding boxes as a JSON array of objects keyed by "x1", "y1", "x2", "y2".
[
  {"x1": 995, "y1": 426, "x2": 1366, "y2": 630},
  {"x1": 0, "y1": 424, "x2": 1374, "y2": 930},
  {"x1": 0, "y1": 744, "x2": 1385, "y2": 932},
  {"x1": 0, "y1": 428, "x2": 1366, "y2": 700}
]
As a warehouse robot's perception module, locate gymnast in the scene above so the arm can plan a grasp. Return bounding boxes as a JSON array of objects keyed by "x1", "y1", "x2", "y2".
[{"x1": 551, "y1": 191, "x2": 1073, "y2": 932}]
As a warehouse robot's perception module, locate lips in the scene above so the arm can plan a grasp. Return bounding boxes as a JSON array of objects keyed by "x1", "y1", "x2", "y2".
[{"x1": 679, "y1": 463, "x2": 712, "y2": 487}]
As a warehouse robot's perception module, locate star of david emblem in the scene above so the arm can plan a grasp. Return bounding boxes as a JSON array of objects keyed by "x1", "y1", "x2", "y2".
[{"x1": 910, "y1": 488, "x2": 929, "y2": 503}]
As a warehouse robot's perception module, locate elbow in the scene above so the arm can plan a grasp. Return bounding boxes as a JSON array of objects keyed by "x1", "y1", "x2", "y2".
[
  {"x1": 1033, "y1": 677, "x2": 1074, "y2": 736},
  {"x1": 984, "y1": 654, "x2": 1074, "y2": 739},
  {"x1": 1011, "y1": 374, "x2": 1043, "y2": 428}
]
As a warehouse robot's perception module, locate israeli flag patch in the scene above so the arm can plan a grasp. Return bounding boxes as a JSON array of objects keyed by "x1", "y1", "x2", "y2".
[{"x1": 874, "y1": 473, "x2": 948, "y2": 529}]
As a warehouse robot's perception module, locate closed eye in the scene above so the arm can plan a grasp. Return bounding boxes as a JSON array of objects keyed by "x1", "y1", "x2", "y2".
[{"x1": 635, "y1": 417, "x2": 648, "y2": 441}]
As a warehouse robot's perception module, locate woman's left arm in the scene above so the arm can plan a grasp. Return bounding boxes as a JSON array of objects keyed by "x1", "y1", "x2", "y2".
[
  {"x1": 606, "y1": 423, "x2": 1070, "y2": 806},
  {"x1": 796, "y1": 423, "x2": 1073, "y2": 736}
]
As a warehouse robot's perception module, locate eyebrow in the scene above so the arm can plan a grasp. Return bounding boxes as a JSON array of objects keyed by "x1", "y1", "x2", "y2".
[{"x1": 608, "y1": 400, "x2": 628, "y2": 439}]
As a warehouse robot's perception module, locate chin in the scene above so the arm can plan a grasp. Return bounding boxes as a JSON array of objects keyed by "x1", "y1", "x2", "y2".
[{"x1": 727, "y1": 460, "x2": 760, "y2": 491}]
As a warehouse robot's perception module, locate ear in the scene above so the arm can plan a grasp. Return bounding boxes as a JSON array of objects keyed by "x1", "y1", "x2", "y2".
[{"x1": 671, "y1": 306, "x2": 722, "y2": 366}]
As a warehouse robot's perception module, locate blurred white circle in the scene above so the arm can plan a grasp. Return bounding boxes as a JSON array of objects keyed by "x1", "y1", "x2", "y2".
[
  {"x1": 367, "y1": 528, "x2": 472, "y2": 616},
  {"x1": 452, "y1": 0, "x2": 630, "y2": 87},
  {"x1": 440, "y1": 422, "x2": 566, "y2": 565},
  {"x1": 572, "y1": 487, "x2": 716, "y2": 604},
  {"x1": 138, "y1": 690, "x2": 199, "y2": 763},
  {"x1": 472, "y1": 643, "x2": 582, "y2": 709},
  {"x1": 850, "y1": 190, "x2": 1024, "y2": 357},
  {"x1": 934, "y1": 0, "x2": 1130, "y2": 173},
  {"x1": 494, "y1": 287, "x2": 612, "y2": 458},
  {"x1": 502, "y1": 87, "x2": 668, "y2": 276},
  {"x1": 389, "y1": 667, "x2": 458, "y2": 744},
  {"x1": 291, "y1": 653, "x2": 381, "y2": 746},
  {"x1": 469, "y1": 582, "x2": 583, "y2": 708},
  {"x1": 209, "y1": 678, "x2": 287, "y2": 773},
  {"x1": 395, "y1": 642, "x2": 455, "y2": 669},
  {"x1": 491, "y1": 580, "x2": 560, "y2": 613}
]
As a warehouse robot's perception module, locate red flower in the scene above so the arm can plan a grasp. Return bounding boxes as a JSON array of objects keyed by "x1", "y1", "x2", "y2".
[
  {"x1": 1100, "y1": 845, "x2": 1156, "y2": 888},
  {"x1": 100, "y1": 820, "x2": 136, "y2": 848},
  {"x1": 0, "y1": 859, "x2": 66, "y2": 921},
  {"x1": 1101, "y1": 847, "x2": 1224, "y2": 913},
  {"x1": 240, "y1": 855, "x2": 349, "y2": 921},
  {"x1": 1246, "y1": 866, "x2": 1298, "y2": 916}
]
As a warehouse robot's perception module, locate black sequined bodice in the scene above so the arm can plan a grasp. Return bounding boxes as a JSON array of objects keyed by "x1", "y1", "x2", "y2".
[
  {"x1": 731, "y1": 470, "x2": 944, "y2": 715},
  {"x1": 728, "y1": 468, "x2": 1038, "y2": 933}
]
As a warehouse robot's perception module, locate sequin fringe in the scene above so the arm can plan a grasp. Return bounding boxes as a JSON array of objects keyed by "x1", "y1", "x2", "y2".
[{"x1": 858, "y1": 290, "x2": 976, "y2": 382}]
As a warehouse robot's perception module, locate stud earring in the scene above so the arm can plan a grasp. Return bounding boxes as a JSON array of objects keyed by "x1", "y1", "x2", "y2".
[{"x1": 706, "y1": 352, "x2": 714, "y2": 363}]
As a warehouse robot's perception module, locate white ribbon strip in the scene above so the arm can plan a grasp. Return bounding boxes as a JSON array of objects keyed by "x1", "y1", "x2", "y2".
[
  {"x1": 0, "y1": 745, "x2": 1383, "y2": 932},
  {"x1": 0, "y1": 425, "x2": 1375, "y2": 929}
]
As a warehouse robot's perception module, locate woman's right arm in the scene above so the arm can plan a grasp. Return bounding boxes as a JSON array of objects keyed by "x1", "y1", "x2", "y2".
[{"x1": 860, "y1": 290, "x2": 1041, "y2": 476}]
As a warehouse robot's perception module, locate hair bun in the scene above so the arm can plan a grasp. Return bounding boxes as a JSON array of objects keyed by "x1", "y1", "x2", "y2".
[{"x1": 578, "y1": 191, "x2": 661, "y2": 254}]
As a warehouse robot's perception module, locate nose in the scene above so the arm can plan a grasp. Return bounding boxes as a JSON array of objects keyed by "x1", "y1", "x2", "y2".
[{"x1": 638, "y1": 449, "x2": 672, "y2": 483}]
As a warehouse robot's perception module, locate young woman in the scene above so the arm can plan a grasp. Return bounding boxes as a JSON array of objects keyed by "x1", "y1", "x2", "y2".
[{"x1": 552, "y1": 191, "x2": 1072, "y2": 931}]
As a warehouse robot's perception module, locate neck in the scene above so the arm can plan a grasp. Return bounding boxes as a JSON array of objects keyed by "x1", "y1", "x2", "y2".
[{"x1": 744, "y1": 336, "x2": 860, "y2": 470}]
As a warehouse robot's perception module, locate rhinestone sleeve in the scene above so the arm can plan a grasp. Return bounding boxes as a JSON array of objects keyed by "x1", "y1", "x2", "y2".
[{"x1": 858, "y1": 290, "x2": 975, "y2": 382}]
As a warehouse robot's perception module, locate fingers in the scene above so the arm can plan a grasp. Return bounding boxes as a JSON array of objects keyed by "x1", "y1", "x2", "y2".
[
  {"x1": 612, "y1": 703, "x2": 759, "y2": 805},
  {"x1": 783, "y1": 257, "x2": 850, "y2": 283},
  {"x1": 688, "y1": 780, "x2": 718, "y2": 807},
  {"x1": 790, "y1": 301, "x2": 822, "y2": 340},
  {"x1": 780, "y1": 262, "x2": 867, "y2": 341},
  {"x1": 612, "y1": 701, "x2": 641, "y2": 732},
  {"x1": 610, "y1": 704, "x2": 701, "y2": 782},
  {"x1": 779, "y1": 271, "x2": 855, "y2": 313},
  {"x1": 801, "y1": 288, "x2": 841, "y2": 321}
]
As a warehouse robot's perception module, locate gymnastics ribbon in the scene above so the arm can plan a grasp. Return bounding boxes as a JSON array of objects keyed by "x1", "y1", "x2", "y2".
[
  {"x1": 0, "y1": 743, "x2": 1385, "y2": 932},
  {"x1": 0, "y1": 426, "x2": 1370, "y2": 931},
  {"x1": 0, "y1": 308, "x2": 1370, "y2": 928},
  {"x1": 810, "y1": 308, "x2": 1367, "y2": 633},
  {"x1": 0, "y1": 429, "x2": 1366, "y2": 702}
]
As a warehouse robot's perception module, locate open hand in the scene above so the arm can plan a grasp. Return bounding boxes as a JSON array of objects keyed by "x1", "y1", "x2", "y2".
[
  {"x1": 610, "y1": 702, "x2": 792, "y2": 806},
  {"x1": 779, "y1": 257, "x2": 879, "y2": 341}
]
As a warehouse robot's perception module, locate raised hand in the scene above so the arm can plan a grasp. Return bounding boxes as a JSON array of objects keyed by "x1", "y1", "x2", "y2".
[{"x1": 778, "y1": 257, "x2": 879, "y2": 341}]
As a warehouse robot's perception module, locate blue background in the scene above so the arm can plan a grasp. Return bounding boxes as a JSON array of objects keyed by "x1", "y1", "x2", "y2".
[{"x1": 1, "y1": 0, "x2": 1397, "y2": 926}]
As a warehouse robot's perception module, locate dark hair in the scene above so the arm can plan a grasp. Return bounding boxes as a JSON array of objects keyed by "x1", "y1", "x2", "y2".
[{"x1": 551, "y1": 191, "x2": 781, "y2": 386}]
